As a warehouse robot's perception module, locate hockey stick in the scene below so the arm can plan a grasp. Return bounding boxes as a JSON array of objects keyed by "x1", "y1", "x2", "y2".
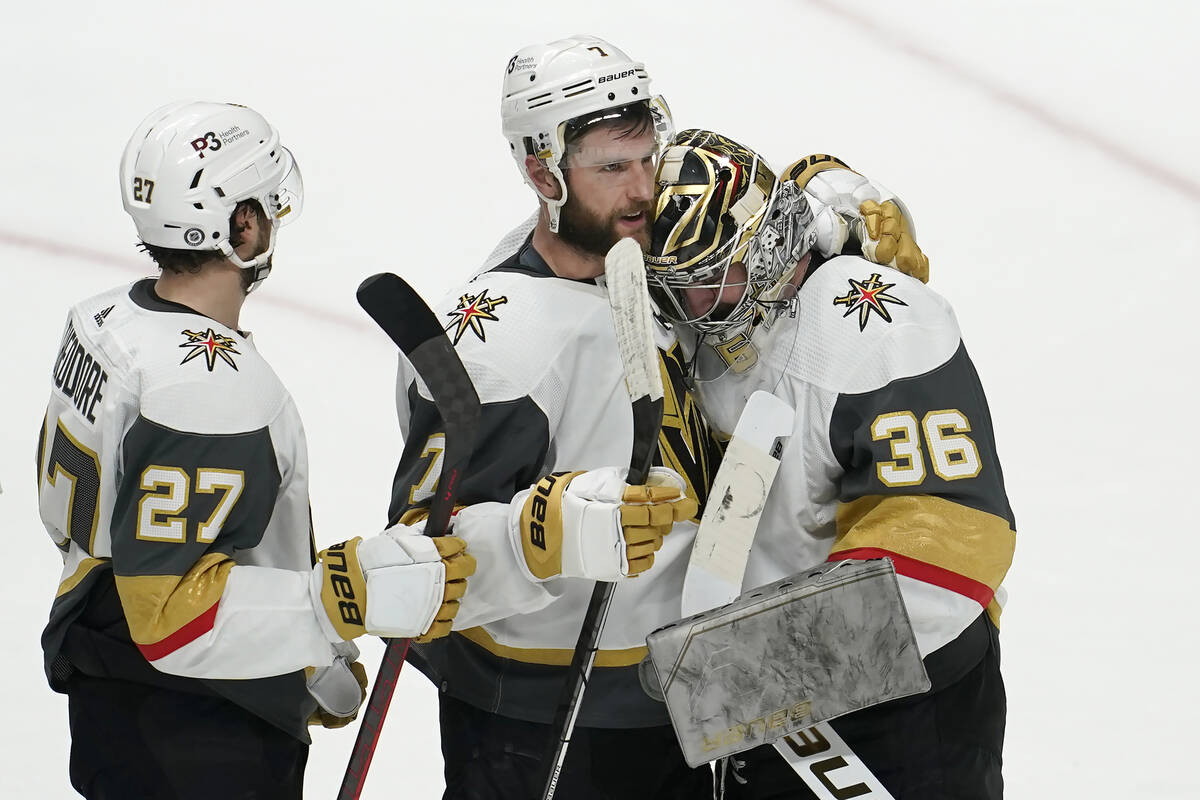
[
  {"x1": 679, "y1": 390, "x2": 793, "y2": 618},
  {"x1": 540, "y1": 238, "x2": 665, "y2": 800},
  {"x1": 337, "y1": 273, "x2": 482, "y2": 800},
  {"x1": 674, "y1": 396, "x2": 894, "y2": 799}
]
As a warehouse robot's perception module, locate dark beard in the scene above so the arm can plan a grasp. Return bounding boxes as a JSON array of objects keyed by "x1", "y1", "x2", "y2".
[{"x1": 557, "y1": 194, "x2": 651, "y2": 258}]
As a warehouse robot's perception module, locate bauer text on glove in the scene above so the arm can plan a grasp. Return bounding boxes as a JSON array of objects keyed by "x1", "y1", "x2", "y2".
[{"x1": 510, "y1": 466, "x2": 697, "y2": 583}]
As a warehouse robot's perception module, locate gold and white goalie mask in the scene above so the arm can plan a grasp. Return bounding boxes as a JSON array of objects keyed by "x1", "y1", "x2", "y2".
[{"x1": 646, "y1": 130, "x2": 816, "y2": 373}]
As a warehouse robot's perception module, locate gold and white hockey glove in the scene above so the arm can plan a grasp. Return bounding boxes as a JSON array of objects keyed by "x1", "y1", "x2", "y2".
[
  {"x1": 510, "y1": 466, "x2": 697, "y2": 583},
  {"x1": 856, "y1": 198, "x2": 929, "y2": 283},
  {"x1": 306, "y1": 640, "x2": 368, "y2": 729},
  {"x1": 310, "y1": 523, "x2": 476, "y2": 644},
  {"x1": 782, "y1": 155, "x2": 930, "y2": 283}
]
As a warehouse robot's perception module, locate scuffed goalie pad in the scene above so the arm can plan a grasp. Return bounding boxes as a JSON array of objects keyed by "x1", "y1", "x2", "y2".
[{"x1": 645, "y1": 558, "x2": 930, "y2": 767}]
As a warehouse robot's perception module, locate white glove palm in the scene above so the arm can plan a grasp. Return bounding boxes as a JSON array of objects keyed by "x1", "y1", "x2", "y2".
[
  {"x1": 509, "y1": 466, "x2": 697, "y2": 583},
  {"x1": 306, "y1": 640, "x2": 367, "y2": 726},
  {"x1": 310, "y1": 523, "x2": 476, "y2": 643}
]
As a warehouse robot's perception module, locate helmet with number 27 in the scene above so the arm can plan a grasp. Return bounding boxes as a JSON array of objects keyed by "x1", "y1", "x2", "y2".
[
  {"x1": 119, "y1": 101, "x2": 304, "y2": 291},
  {"x1": 500, "y1": 35, "x2": 674, "y2": 232}
]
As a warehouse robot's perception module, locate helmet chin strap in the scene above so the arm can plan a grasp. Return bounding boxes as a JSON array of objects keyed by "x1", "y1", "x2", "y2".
[
  {"x1": 217, "y1": 224, "x2": 278, "y2": 293},
  {"x1": 532, "y1": 162, "x2": 569, "y2": 233}
]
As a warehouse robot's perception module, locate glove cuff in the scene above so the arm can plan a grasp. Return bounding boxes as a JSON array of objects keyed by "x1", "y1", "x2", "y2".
[{"x1": 312, "y1": 538, "x2": 368, "y2": 642}]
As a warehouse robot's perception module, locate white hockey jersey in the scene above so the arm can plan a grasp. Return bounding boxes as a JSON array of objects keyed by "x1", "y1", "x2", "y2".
[
  {"x1": 38, "y1": 279, "x2": 337, "y2": 740},
  {"x1": 694, "y1": 254, "x2": 1016, "y2": 680},
  {"x1": 390, "y1": 239, "x2": 723, "y2": 727}
]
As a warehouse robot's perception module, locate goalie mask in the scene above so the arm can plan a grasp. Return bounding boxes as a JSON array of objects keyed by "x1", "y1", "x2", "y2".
[
  {"x1": 646, "y1": 129, "x2": 817, "y2": 372},
  {"x1": 120, "y1": 101, "x2": 304, "y2": 292},
  {"x1": 500, "y1": 35, "x2": 674, "y2": 232}
]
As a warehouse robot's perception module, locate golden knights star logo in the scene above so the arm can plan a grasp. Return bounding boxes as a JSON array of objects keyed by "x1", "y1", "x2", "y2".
[
  {"x1": 446, "y1": 289, "x2": 507, "y2": 344},
  {"x1": 833, "y1": 273, "x2": 907, "y2": 331},
  {"x1": 179, "y1": 328, "x2": 241, "y2": 371}
]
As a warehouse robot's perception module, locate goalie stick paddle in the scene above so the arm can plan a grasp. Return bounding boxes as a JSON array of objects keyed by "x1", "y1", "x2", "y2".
[
  {"x1": 540, "y1": 238, "x2": 665, "y2": 800},
  {"x1": 338, "y1": 273, "x2": 481, "y2": 800},
  {"x1": 680, "y1": 389, "x2": 793, "y2": 618}
]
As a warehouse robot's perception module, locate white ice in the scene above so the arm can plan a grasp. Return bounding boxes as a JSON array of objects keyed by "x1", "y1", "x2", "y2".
[{"x1": 2, "y1": 1, "x2": 1197, "y2": 797}]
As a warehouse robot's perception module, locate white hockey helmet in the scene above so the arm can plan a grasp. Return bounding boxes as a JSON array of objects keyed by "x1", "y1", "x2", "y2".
[
  {"x1": 119, "y1": 101, "x2": 303, "y2": 291},
  {"x1": 500, "y1": 35, "x2": 674, "y2": 232}
]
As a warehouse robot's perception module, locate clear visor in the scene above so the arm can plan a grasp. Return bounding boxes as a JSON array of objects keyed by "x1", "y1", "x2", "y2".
[
  {"x1": 557, "y1": 95, "x2": 675, "y2": 171},
  {"x1": 563, "y1": 139, "x2": 661, "y2": 170},
  {"x1": 266, "y1": 148, "x2": 303, "y2": 226}
]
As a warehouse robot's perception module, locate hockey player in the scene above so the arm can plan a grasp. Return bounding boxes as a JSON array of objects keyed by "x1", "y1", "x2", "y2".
[
  {"x1": 646, "y1": 130, "x2": 1014, "y2": 798},
  {"x1": 37, "y1": 101, "x2": 476, "y2": 800},
  {"x1": 388, "y1": 37, "x2": 722, "y2": 798}
]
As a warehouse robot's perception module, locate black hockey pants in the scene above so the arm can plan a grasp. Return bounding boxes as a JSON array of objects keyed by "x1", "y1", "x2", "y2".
[
  {"x1": 720, "y1": 616, "x2": 1006, "y2": 800},
  {"x1": 438, "y1": 692, "x2": 713, "y2": 799},
  {"x1": 66, "y1": 674, "x2": 308, "y2": 800}
]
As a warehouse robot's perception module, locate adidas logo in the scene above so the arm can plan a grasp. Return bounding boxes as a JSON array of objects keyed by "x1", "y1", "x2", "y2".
[{"x1": 93, "y1": 305, "x2": 114, "y2": 327}]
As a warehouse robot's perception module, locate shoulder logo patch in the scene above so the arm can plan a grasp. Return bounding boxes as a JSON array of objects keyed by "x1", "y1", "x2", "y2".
[
  {"x1": 93, "y1": 305, "x2": 114, "y2": 327},
  {"x1": 832, "y1": 273, "x2": 907, "y2": 331},
  {"x1": 179, "y1": 328, "x2": 241, "y2": 372},
  {"x1": 445, "y1": 288, "x2": 507, "y2": 344}
]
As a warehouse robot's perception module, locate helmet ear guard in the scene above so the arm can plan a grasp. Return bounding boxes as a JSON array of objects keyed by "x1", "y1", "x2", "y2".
[{"x1": 120, "y1": 101, "x2": 303, "y2": 291}]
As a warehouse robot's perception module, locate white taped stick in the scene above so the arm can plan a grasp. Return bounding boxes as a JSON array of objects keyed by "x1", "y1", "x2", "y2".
[{"x1": 604, "y1": 237, "x2": 664, "y2": 404}]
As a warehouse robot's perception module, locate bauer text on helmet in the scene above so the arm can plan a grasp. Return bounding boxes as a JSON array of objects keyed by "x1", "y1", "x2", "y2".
[{"x1": 500, "y1": 35, "x2": 674, "y2": 233}]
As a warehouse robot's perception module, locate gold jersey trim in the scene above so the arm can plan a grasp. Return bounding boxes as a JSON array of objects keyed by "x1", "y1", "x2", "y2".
[
  {"x1": 114, "y1": 551, "x2": 234, "y2": 646},
  {"x1": 457, "y1": 626, "x2": 648, "y2": 667},
  {"x1": 56, "y1": 556, "x2": 107, "y2": 598},
  {"x1": 833, "y1": 494, "x2": 1015, "y2": 594}
]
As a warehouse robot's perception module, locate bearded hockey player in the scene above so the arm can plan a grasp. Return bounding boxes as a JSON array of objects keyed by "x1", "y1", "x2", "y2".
[
  {"x1": 387, "y1": 37, "x2": 721, "y2": 798},
  {"x1": 646, "y1": 130, "x2": 1014, "y2": 799},
  {"x1": 37, "y1": 101, "x2": 475, "y2": 799}
]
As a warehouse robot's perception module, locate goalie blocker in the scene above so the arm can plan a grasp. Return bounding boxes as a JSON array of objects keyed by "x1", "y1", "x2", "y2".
[{"x1": 644, "y1": 558, "x2": 929, "y2": 767}]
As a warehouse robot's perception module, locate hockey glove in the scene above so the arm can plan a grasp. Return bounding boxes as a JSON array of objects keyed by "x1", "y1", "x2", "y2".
[
  {"x1": 782, "y1": 155, "x2": 930, "y2": 283},
  {"x1": 306, "y1": 640, "x2": 368, "y2": 729},
  {"x1": 854, "y1": 198, "x2": 930, "y2": 283},
  {"x1": 510, "y1": 466, "x2": 697, "y2": 583},
  {"x1": 310, "y1": 523, "x2": 476, "y2": 644}
]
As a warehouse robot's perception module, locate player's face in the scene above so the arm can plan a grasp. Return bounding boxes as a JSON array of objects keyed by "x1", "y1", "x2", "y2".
[
  {"x1": 682, "y1": 261, "x2": 749, "y2": 321},
  {"x1": 559, "y1": 125, "x2": 657, "y2": 256},
  {"x1": 231, "y1": 201, "x2": 271, "y2": 263}
]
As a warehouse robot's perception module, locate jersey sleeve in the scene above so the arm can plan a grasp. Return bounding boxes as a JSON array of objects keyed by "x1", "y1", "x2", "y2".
[
  {"x1": 826, "y1": 340, "x2": 1016, "y2": 656},
  {"x1": 390, "y1": 380, "x2": 551, "y2": 519},
  {"x1": 111, "y1": 409, "x2": 332, "y2": 679},
  {"x1": 389, "y1": 371, "x2": 559, "y2": 627}
]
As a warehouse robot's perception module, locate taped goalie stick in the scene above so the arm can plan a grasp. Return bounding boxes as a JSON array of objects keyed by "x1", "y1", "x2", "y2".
[
  {"x1": 541, "y1": 238, "x2": 665, "y2": 799},
  {"x1": 338, "y1": 273, "x2": 482, "y2": 800}
]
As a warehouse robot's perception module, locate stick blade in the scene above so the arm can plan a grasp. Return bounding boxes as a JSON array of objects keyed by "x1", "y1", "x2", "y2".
[
  {"x1": 356, "y1": 273, "x2": 444, "y2": 356},
  {"x1": 604, "y1": 238, "x2": 663, "y2": 405}
]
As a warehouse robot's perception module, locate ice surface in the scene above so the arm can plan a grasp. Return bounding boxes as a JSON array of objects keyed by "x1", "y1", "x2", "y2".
[{"x1": 3, "y1": 1, "x2": 1198, "y2": 796}]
